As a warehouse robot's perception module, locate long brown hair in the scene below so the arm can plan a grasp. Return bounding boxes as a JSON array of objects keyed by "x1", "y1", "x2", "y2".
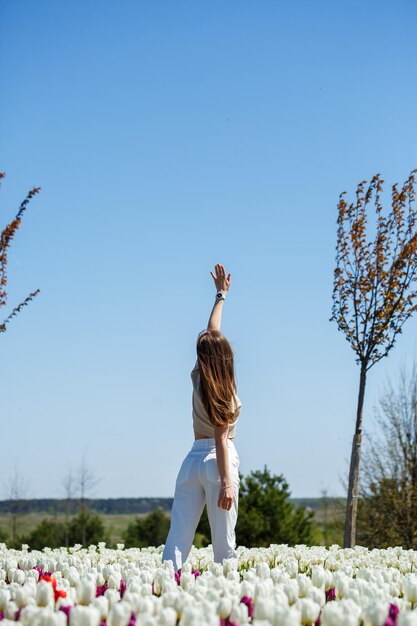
[{"x1": 196, "y1": 329, "x2": 240, "y2": 427}]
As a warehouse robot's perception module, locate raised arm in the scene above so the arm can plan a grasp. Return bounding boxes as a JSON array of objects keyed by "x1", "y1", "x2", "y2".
[{"x1": 207, "y1": 263, "x2": 231, "y2": 331}]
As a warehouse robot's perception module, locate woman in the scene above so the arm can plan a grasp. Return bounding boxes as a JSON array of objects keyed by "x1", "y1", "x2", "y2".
[{"x1": 162, "y1": 263, "x2": 242, "y2": 572}]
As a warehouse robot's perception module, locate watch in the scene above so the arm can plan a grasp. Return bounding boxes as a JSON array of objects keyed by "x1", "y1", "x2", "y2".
[{"x1": 216, "y1": 290, "x2": 227, "y2": 301}]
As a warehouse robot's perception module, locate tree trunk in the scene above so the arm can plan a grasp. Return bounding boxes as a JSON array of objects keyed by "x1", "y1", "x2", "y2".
[
  {"x1": 12, "y1": 511, "x2": 17, "y2": 545},
  {"x1": 65, "y1": 499, "x2": 69, "y2": 548},
  {"x1": 344, "y1": 364, "x2": 367, "y2": 548}
]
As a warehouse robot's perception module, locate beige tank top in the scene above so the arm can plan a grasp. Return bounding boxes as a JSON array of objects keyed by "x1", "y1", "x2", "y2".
[{"x1": 191, "y1": 359, "x2": 242, "y2": 439}]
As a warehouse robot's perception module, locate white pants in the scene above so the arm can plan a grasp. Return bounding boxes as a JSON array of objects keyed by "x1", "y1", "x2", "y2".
[{"x1": 162, "y1": 438, "x2": 240, "y2": 571}]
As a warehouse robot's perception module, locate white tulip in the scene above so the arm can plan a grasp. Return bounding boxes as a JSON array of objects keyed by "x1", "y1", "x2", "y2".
[
  {"x1": 404, "y1": 576, "x2": 417, "y2": 604},
  {"x1": 92, "y1": 595, "x2": 109, "y2": 619},
  {"x1": 107, "y1": 603, "x2": 131, "y2": 626},
  {"x1": 137, "y1": 618, "x2": 155, "y2": 626},
  {"x1": 255, "y1": 579, "x2": 273, "y2": 599},
  {"x1": 12, "y1": 569, "x2": 25, "y2": 585},
  {"x1": 136, "y1": 597, "x2": 154, "y2": 615},
  {"x1": 123, "y1": 590, "x2": 143, "y2": 612},
  {"x1": 297, "y1": 574, "x2": 312, "y2": 597},
  {"x1": 179, "y1": 573, "x2": 194, "y2": 592},
  {"x1": 286, "y1": 559, "x2": 299, "y2": 578},
  {"x1": 223, "y1": 558, "x2": 238, "y2": 576},
  {"x1": 283, "y1": 581, "x2": 299, "y2": 605},
  {"x1": 311, "y1": 566, "x2": 325, "y2": 588},
  {"x1": 4, "y1": 599, "x2": 18, "y2": 620},
  {"x1": 76, "y1": 578, "x2": 96, "y2": 606},
  {"x1": 159, "y1": 606, "x2": 177, "y2": 626},
  {"x1": 271, "y1": 587, "x2": 289, "y2": 607},
  {"x1": 226, "y1": 570, "x2": 240, "y2": 583},
  {"x1": 273, "y1": 605, "x2": 302, "y2": 626},
  {"x1": 323, "y1": 569, "x2": 334, "y2": 591},
  {"x1": 36, "y1": 580, "x2": 54, "y2": 607},
  {"x1": 218, "y1": 596, "x2": 232, "y2": 619},
  {"x1": 140, "y1": 583, "x2": 152, "y2": 596},
  {"x1": 256, "y1": 562, "x2": 271, "y2": 579},
  {"x1": 0, "y1": 588, "x2": 11, "y2": 609},
  {"x1": 270, "y1": 568, "x2": 286, "y2": 584},
  {"x1": 318, "y1": 603, "x2": 342, "y2": 626},
  {"x1": 398, "y1": 611, "x2": 417, "y2": 626},
  {"x1": 230, "y1": 603, "x2": 249, "y2": 624},
  {"x1": 161, "y1": 591, "x2": 177, "y2": 610},
  {"x1": 334, "y1": 573, "x2": 350, "y2": 599},
  {"x1": 69, "y1": 605, "x2": 101, "y2": 626},
  {"x1": 41, "y1": 611, "x2": 67, "y2": 626},
  {"x1": 308, "y1": 586, "x2": 326, "y2": 607},
  {"x1": 104, "y1": 588, "x2": 121, "y2": 606},
  {"x1": 67, "y1": 567, "x2": 81, "y2": 588},
  {"x1": 14, "y1": 585, "x2": 31, "y2": 608},
  {"x1": 254, "y1": 597, "x2": 275, "y2": 621},
  {"x1": 18, "y1": 604, "x2": 39, "y2": 626},
  {"x1": 205, "y1": 588, "x2": 220, "y2": 602},
  {"x1": 208, "y1": 563, "x2": 223, "y2": 577},
  {"x1": 297, "y1": 598, "x2": 321, "y2": 625},
  {"x1": 240, "y1": 580, "x2": 255, "y2": 598},
  {"x1": 361, "y1": 601, "x2": 390, "y2": 626},
  {"x1": 107, "y1": 575, "x2": 120, "y2": 590}
]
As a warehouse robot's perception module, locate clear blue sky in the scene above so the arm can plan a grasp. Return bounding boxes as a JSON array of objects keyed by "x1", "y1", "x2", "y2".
[{"x1": 1, "y1": 0, "x2": 417, "y2": 500}]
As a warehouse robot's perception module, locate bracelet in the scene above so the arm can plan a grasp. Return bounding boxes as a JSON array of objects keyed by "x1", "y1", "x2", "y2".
[
  {"x1": 216, "y1": 290, "x2": 227, "y2": 301},
  {"x1": 220, "y1": 483, "x2": 233, "y2": 490}
]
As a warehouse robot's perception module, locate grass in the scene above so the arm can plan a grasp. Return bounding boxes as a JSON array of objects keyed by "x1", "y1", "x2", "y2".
[
  {"x1": 0, "y1": 512, "x2": 161, "y2": 547},
  {"x1": 0, "y1": 504, "x2": 344, "y2": 548}
]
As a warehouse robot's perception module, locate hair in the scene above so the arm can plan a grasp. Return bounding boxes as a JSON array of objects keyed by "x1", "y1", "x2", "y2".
[{"x1": 196, "y1": 329, "x2": 240, "y2": 427}]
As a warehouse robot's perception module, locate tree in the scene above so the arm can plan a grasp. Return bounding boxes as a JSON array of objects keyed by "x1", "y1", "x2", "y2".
[
  {"x1": 76, "y1": 452, "x2": 101, "y2": 507},
  {"x1": 61, "y1": 467, "x2": 76, "y2": 547},
  {"x1": 67, "y1": 508, "x2": 109, "y2": 548},
  {"x1": 0, "y1": 172, "x2": 40, "y2": 333},
  {"x1": 22, "y1": 518, "x2": 68, "y2": 551},
  {"x1": 195, "y1": 467, "x2": 316, "y2": 548},
  {"x1": 21, "y1": 507, "x2": 110, "y2": 551},
  {"x1": 236, "y1": 467, "x2": 315, "y2": 547},
  {"x1": 3, "y1": 463, "x2": 30, "y2": 546},
  {"x1": 75, "y1": 452, "x2": 102, "y2": 546},
  {"x1": 124, "y1": 508, "x2": 170, "y2": 548},
  {"x1": 330, "y1": 169, "x2": 417, "y2": 547},
  {"x1": 357, "y1": 359, "x2": 417, "y2": 548}
]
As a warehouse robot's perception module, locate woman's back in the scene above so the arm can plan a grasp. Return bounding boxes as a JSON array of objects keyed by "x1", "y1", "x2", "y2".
[{"x1": 191, "y1": 359, "x2": 242, "y2": 439}]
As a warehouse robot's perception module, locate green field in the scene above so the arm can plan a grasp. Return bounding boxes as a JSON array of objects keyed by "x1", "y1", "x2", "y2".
[
  {"x1": 0, "y1": 497, "x2": 345, "y2": 547},
  {"x1": 0, "y1": 512, "x2": 169, "y2": 546}
]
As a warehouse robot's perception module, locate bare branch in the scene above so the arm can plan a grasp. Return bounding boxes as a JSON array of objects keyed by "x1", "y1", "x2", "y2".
[{"x1": 0, "y1": 172, "x2": 41, "y2": 333}]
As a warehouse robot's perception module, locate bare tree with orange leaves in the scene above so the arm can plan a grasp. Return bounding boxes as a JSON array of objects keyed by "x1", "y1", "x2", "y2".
[
  {"x1": 331, "y1": 168, "x2": 417, "y2": 548},
  {"x1": 0, "y1": 172, "x2": 41, "y2": 333}
]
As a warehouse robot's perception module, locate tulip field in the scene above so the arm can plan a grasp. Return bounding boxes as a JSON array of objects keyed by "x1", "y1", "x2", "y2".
[{"x1": 3, "y1": 543, "x2": 417, "y2": 626}]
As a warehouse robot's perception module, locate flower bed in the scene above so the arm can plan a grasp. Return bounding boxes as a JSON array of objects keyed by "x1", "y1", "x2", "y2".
[{"x1": 1, "y1": 542, "x2": 417, "y2": 625}]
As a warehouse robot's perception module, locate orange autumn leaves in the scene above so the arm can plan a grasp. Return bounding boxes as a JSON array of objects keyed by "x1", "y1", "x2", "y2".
[{"x1": 331, "y1": 169, "x2": 417, "y2": 370}]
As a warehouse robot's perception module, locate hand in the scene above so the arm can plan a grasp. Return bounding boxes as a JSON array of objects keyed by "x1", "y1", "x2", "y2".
[
  {"x1": 210, "y1": 263, "x2": 231, "y2": 293},
  {"x1": 218, "y1": 484, "x2": 234, "y2": 510}
]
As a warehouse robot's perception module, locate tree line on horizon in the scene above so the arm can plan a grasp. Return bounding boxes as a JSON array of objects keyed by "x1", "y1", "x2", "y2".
[{"x1": 0, "y1": 467, "x2": 327, "y2": 551}]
